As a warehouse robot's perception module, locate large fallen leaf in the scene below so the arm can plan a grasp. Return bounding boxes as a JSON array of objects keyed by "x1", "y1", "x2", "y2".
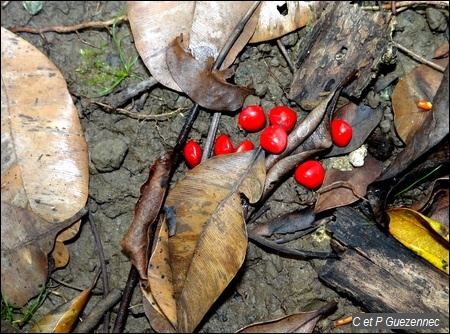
[
  {"x1": 127, "y1": 1, "x2": 260, "y2": 92},
  {"x1": 127, "y1": 1, "x2": 328, "y2": 110},
  {"x1": 236, "y1": 300, "x2": 338, "y2": 333},
  {"x1": 1, "y1": 27, "x2": 89, "y2": 306},
  {"x1": 145, "y1": 149, "x2": 266, "y2": 332},
  {"x1": 392, "y1": 58, "x2": 448, "y2": 145},
  {"x1": 387, "y1": 208, "x2": 449, "y2": 274}
]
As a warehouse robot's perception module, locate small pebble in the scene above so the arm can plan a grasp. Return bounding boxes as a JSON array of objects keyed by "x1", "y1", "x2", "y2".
[{"x1": 349, "y1": 145, "x2": 368, "y2": 167}]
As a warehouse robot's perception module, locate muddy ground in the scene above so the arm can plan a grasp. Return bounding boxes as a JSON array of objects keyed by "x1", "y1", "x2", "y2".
[{"x1": 1, "y1": 1, "x2": 448, "y2": 333}]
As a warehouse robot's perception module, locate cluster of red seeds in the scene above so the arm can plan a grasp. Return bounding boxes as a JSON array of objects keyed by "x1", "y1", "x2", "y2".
[{"x1": 183, "y1": 105, "x2": 353, "y2": 190}]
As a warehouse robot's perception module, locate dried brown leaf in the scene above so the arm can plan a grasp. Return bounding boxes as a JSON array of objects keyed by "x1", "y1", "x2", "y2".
[
  {"x1": 392, "y1": 58, "x2": 447, "y2": 145},
  {"x1": 120, "y1": 152, "x2": 172, "y2": 283},
  {"x1": 166, "y1": 35, "x2": 254, "y2": 111},
  {"x1": 146, "y1": 149, "x2": 266, "y2": 332},
  {"x1": 236, "y1": 300, "x2": 338, "y2": 333},
  {"x1": 29, "y1": 275, "x2": 97, "y2": 333},
  {"x1": 315, "y1": 155, "x2": 384, "y2": 213}
]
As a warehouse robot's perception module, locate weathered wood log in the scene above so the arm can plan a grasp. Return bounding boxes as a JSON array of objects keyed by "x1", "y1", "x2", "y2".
[
  {"x1": 318, "y1": 207, "x2": 449, "y2": 333},
  {"x1": 289, "y1": 1, "x2": 394, "y2": 110}
]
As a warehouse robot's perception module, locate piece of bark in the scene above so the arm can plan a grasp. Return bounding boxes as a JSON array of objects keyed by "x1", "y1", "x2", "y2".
[
  {"x1": 289, "y1": 1, "x2": 393, "y2": 110},
  {"x1": 318, "y1": 207, "x2": 449, "y2": 333}
]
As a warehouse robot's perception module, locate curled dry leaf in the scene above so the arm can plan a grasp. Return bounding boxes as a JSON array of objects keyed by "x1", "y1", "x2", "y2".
[
  {"x1": 145, "y1": 149, "x2": 266, "y2": 332},
  {"x1": 367, "y1": 64, "x2": 449, "y2": 230},
  {"x1": 1, "y1": 27, "x2": 89, "y2": 306},
  {"x1": 120, "y1": 152, "x2": 172, "y2": 284},
  {"x1": 166, "y1": 35, "x2": 254, "y2": 111},
  {"x1": 315, "y1": 155, "x2": 384, "y2": 213},
  {"x1": 236, "y1": 300, "x2": 338, "y2": 333}
]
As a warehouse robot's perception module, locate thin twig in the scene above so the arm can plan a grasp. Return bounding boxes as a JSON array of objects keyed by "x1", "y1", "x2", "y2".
[
  {"x1": 89, "y1": 100, "x2": 187, "y2": 120},
  {"x1": 88, "y1": 205, "x2": 110, "y2": 333},
  {"x1": 201, "y1": 1, "x2": 262, "y2": 162},
  {"x1": 112, "y1": 266, "x2": 140, "y2": 333},
  {"x1": 276, "y1": 39, "x2": 296, "y2": 73},
  {"x1": 393, "y1": 41, "x2": 446, "y2": 73},
  {"x1": 10, "y1": 15, "x2": 128, "y2": 34},
  {"x1": 72, "y1": 289, "x2": 123, "y2": 333}
]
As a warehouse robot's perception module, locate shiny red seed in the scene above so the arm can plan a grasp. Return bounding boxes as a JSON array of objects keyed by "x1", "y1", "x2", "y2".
[
  {"x1": 183, "y1": 140, "x2": 202, "y2": 168},
  {"x1": 234, "y1": 139, "x2": 255, "y2": 153},
  {"x1": 331, "y1": 119, "x2": 353, "y2": 147},
  {"x1": 294, "y1": 160, "x2": 325, "y2": 189},
  {"x1": 268, "y1": 106, "x2": 298, "y2": 133},
  {"x1": 259, "y1": 125, "x2": 288, "y2": 154},
  {"x1": 238, "y1": 105, "x2": 266, "y2": 132},
  {"x1": 214, "y1": 134, "x2": 234, "y2": 156}
]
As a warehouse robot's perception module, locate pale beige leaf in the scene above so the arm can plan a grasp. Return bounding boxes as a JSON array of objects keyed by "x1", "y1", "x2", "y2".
[
  {"x1": 1, "y1": 27, "x2": 89, "y2": 306},
  {"x1": 189, "y1": 1, "x2": 260, "y2": 70},
  {"x1": 249, "y1": 1, "x2": 322, "y2": 43},
  {"x1": 127, "y1": 1, "x2": 195, "y2": 92}
]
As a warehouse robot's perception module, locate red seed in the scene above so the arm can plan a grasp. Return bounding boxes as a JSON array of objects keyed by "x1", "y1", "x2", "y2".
[
  {"x1": 234, "y1": 139, "x2": 255, "y2": 153},
  {"x1": 331, "y1": 119, "x2": 353, "y2": 147},
  {"x1": 268, "y1": 106, "x2": 298, "y2": 133},
  {"x1": 214, "y1": 134, "x2": 234, "y2": 156},
  {"x1": 238, "y1": 105, "x2": 266, "y2": 132},
  {"x1": 183, "y1": 140, "x2": 202, "y2": 168},
  {"x1": 294, "y1": 160, "x2": 325, "y2": 189},
  {"x1": 259, "y1": 125, "x2": 288, "y2": 154}
]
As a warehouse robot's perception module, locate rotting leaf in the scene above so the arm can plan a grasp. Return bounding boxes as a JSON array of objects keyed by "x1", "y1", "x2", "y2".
[
  {"x1": 236, "y1": 300, "x2": 338, "y2": 333},
  {"x1": 250, "y1": 208, "x2": 317, "y2": 237},
  {"x1": 120, "y1": 152, "x2": 172, "y2": 284},
  {"x1": 166, "y1": 35, "x2": 254, "y2": 111},
  {"x1": 146, "y1": 149, "x2": 266, "y2": 332},
  {"x1": 315, "y1": 154, "x2": 384, "y2": 213},
  {"x1": 387, "y1": 208, "x2": 449, "y2": 274},
  {"x1": 1, "y1": 27, "x2": 89, "y2": 306}
]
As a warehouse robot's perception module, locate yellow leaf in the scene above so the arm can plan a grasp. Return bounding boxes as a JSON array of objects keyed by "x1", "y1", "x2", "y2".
[
  {"x1": 388, "y1": 208, "x2": 449, "y2": 274},
  {"x1": 28, "y1": 286, "x2": 92, "y2": 333}
]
